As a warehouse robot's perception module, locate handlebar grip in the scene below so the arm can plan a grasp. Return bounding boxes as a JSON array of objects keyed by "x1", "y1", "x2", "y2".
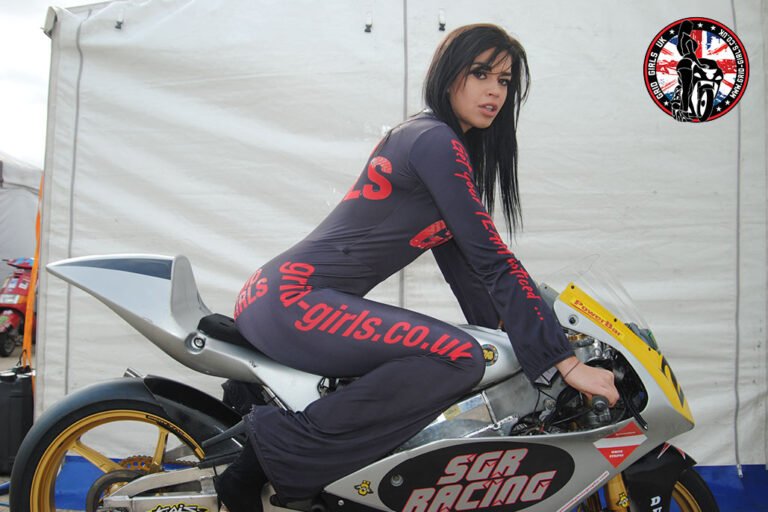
[
  {"x1": 591, "y1": 395, "x2": 612, "y2": 426},
  {"x1": 592, "y1": 395, "x2": 609, "y2": 412}
]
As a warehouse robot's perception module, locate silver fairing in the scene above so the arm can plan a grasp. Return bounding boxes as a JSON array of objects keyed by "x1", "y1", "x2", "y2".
[
  {"x1": 47, "y1": 255, "x2": 521, "y2": 412},
  {"x1": 324, "y1": 299, "x2": 695, "y2": 512},
  {"x1": 47, "y1": 255, "x2": 323, "y2": 411}
]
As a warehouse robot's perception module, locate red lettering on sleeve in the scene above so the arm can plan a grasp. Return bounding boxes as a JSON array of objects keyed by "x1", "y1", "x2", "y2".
[
  {"x1": 453, "y1": 171, "x2": 483, "y2": 207},
  {"x1": 451, "y1": 139, "x2": 473, "y2": 174},
  {"x1": 473, "y1": 212, "x2": 544, "y2": 316}
]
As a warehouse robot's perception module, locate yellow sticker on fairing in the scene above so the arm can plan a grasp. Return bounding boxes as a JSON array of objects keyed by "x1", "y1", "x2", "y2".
[{"x1": 560, "y1": 283, "x2": 694, "y2": 425}]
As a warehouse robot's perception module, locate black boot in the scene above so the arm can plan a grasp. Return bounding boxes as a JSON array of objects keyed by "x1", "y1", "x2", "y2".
[{"x1": 214, "y1": 442, "x2": 268, "y2": 512}]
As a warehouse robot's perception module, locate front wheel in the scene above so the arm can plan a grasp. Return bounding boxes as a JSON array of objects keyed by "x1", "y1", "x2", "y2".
[
  {"x1": 669, "y1": 469, "x2": 719, "y2": 512},
  {"x1": 691, "y1": 84, "x2": 715, "y2": 122},
  {"x1": 577, "y1": 469, "x2": 718, "y2": 511},
  {"x1": 10, "y1": 398, "x2": 207, "y2": 512}
]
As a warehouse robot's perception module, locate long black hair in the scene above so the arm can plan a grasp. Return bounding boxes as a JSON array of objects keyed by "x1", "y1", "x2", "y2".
[{"x1": 424, "y1": 24, "x2": 530, "y2": 233}]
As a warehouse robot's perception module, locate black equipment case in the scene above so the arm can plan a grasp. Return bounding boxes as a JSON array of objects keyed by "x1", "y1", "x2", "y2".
[{"x1": 0, "y1": 366, "x2": 34, "y2": 474}]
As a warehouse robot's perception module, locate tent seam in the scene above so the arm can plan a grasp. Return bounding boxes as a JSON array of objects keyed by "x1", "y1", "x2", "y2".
[
  {"x1": 64, "y1": 8, "x2": 93, "y2": 394},
  {"x1": 730, "y1": 0, "x2": 743, "y2": 478},
  {"x1": 762, "y1": 0, "x2": 768, "y2": 472},
  {"x1": 398, "y1": 0, "x2": 409, "y2": 309}
]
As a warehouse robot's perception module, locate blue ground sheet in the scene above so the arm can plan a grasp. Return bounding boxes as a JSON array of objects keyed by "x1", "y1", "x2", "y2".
[{"x1": 37, "y1": 457, "x2": 768, "y2": 510}]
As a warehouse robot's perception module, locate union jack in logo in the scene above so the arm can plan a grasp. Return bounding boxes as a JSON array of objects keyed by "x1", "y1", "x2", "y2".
[{"x1": 644, "y1": 17, "x2": 749, "y2": 122}]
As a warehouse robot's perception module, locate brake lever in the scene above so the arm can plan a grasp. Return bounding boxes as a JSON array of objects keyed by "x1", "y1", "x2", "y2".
[
  {"x1": 617, "y1": 381, "x2": 649, "y2": 430},
  {"x1": 594, "y1": 358, "x2": 649, "y2": 430}
]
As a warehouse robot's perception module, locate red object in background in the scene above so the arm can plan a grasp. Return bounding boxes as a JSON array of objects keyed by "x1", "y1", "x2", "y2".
[{"x1": 0, "y1": 258, "x2": 35, "y2": 357}]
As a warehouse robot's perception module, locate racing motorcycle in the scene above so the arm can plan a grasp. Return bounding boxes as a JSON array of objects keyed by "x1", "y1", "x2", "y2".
[
  {"x1": 0, "y1": 257, "x2": 35, "y2": 357},
  {"x1": 10, "y1": 254, "x2": 719, "y2": 511}
]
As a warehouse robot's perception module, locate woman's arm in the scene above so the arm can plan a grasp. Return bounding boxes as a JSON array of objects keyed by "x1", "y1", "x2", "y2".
[
  {"x1": 409, "y1": 124, "x2": 619, "y2": 403},
  {"x1": 432, "y1": 239, "x2": 500, "y2": 328},
  {"x1": 408, "y1": 124, "x2": 572, "y2": 381}
]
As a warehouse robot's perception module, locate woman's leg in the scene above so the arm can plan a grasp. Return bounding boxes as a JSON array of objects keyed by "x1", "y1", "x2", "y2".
[{"x1": 234, "y1": 278, "x2": 485, "y2": 502}]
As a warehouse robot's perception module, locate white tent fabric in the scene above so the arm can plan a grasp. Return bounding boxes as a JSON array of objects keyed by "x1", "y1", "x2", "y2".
[
  {"x1": 0, "y1": 151, "x2": 41, "y2": 280},
  {"x1": 38, "y1": 0, "x2": 765, "y2": 468}
]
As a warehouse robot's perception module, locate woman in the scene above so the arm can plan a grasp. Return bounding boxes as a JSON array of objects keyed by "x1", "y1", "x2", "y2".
[{"x1": 216, "y1": 23, "x2": 619, "y2": 511}]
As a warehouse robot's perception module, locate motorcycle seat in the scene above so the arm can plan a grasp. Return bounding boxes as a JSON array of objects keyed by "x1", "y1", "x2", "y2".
[{"x1": 197, "y1": 314, "x2": 253, "y2": 349}]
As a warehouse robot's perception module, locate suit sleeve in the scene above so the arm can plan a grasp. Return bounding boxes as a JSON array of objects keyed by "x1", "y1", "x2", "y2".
[
  {"x1": 409, "y1": 125, "x2": 573, "y2": 382},
  {"x1": 432, "y1": 240, "x2": 500, "y2": 329}
]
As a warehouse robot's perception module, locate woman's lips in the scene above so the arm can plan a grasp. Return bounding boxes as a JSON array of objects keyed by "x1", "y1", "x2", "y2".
[{"x1": 479, "y1": 104, "x2": 498, "y2": 117}]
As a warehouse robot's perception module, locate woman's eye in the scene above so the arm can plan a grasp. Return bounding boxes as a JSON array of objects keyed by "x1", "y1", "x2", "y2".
[
  {"x1": 471, "y1": 70, "x2": 487, "y2": 79},
  {"x1": 499, "y1": 78, "x2": 511, "y2": 87}
]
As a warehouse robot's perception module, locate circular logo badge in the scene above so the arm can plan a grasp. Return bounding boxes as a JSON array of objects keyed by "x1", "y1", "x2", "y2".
[
  {"x1": 481, "y1": 344, "x2": 498, "y2": 366},
  {"x1": 644, "y1": 17, "x2": 749, "y2": 122}
]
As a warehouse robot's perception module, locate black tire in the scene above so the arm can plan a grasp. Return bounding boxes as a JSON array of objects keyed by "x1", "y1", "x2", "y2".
[
  {"x1": 670, "y1": 468, "x2": 719, "y2": 512},
  {"x1": 0, "y1": 331, "x2": 15, "y2": 357},
  {"x1": 693, "y1": 86, "x2": 715, "y2": 122},
  {"x1": 10, "y1": 393, "x2": 208, "y2": 512},
  {"x1": 577, "y1": 468, "x2": 718, "y2": 512}
]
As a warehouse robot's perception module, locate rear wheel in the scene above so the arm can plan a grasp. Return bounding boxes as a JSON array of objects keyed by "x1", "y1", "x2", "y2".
[{"x1": 10, "y1": 400, "x2": 206, "y2": 512}]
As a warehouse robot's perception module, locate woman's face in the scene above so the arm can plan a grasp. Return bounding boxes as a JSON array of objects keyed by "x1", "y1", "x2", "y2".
[{"x1": 449, "y1": 48, "x2": 512, "y2": 133}]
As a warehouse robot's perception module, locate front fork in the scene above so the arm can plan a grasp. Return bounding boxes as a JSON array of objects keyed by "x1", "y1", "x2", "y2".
[
  {"x1": 579, "y1": 475, "x2": 629, "y2": 512},
  {"x1": 585, "y1": 444, "x2": 695, "y2": 511},
  {"x1": 604, "y1": 475, "x2": 630, "y2": 511}
]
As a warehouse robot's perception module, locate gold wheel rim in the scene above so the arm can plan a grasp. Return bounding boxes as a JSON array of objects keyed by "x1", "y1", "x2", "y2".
[
  {"x1": 29, "y1": 409, "x2": 205, "y2": 512},
  {"x1": 671, "y1": 480, "x2": 702, "y2": 512},
  {"x1": 581, "y1": 479, "x2": 702, "y2": 512}
]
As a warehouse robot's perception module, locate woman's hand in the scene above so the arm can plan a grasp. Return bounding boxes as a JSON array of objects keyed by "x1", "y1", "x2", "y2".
[{"x1": 555, "y1": 356, "x2": 619, "y2": 406}]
